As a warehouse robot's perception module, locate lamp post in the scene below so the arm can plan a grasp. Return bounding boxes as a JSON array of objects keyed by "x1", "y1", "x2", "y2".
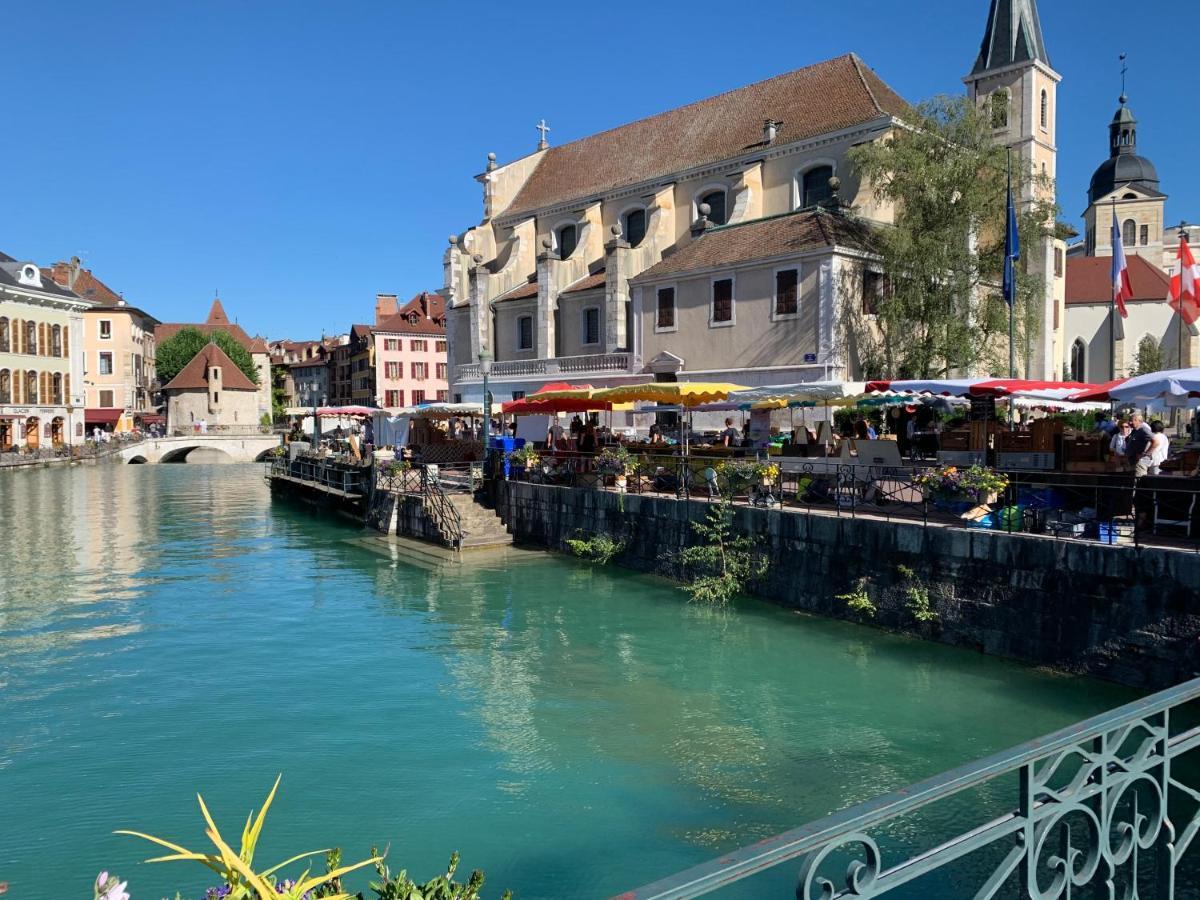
[
  {"x1": 479, "y1": 349, "x2": 493, "y2": 458},
  {"x1": 310, "y1": 381, "x2": 326, "y2": 449}
]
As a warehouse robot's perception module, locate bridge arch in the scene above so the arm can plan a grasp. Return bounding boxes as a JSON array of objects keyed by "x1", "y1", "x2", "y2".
[{"x1": 127, "y1": 455, "x2": 148, "y2": 464}]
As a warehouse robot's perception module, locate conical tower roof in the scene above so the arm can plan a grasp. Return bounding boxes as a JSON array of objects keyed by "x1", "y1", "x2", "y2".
[
  {"x1": 206, "y1": 297, "x2": 229, "y2": 325},
  {"x1": 971, "y1": 0, "x2": 1051, "y2": 75}
]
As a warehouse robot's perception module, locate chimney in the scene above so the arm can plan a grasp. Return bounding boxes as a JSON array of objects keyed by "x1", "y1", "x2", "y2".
[
  {"x1": 375, "y1": 293, "x2": 398, "y2": 327},
  {"x1": 69, "y1": 256, "x2": 82, "y2": 290},
  {"x1": 763, "y1": 119, "x2": 781, "y2": 144}
]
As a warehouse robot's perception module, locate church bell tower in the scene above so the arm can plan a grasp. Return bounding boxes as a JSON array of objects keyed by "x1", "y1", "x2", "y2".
[{"x1": 965, "y1": 0, "x2": 1064, "y2": 378}]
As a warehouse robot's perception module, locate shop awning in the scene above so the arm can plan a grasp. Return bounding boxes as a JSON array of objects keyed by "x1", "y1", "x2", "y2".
[{"x1": 85, "y1": 408, "x2": 124, "y2": 425}]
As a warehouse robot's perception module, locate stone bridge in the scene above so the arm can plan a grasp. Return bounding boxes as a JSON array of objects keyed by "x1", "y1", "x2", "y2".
[{"x1": 117, "y1": 434, "x2": 281, "y2": 464}]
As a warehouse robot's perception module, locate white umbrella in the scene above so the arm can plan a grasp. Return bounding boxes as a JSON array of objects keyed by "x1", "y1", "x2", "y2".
[{"x1": 1105, "y1": 367, "x2": 1200, "y2": 408}]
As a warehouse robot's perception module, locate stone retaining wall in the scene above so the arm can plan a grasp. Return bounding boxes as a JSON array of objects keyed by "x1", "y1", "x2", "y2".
[{"x1": 496, "y1": 481, "x2": 1200, "y2": 690}]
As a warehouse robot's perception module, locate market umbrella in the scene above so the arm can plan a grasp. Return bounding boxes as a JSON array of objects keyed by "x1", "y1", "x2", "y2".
[
  {"x1": 728, "y1": 381, "x2": 868, "y2": 406},
  {"x1": 392, "y1": 402, "x2": 485, "y2": 419},
  {"x1": 865, "y1": 378, "x2": 987, "y2": 397},
  {"x1": 502, "y1": 382, "x2": 614, "y2": 414},
  {"x1": 523, "y1": 383, "x2": 601, "y2": 402},
  {"x1": 1072, "y1": 367, "x2": 1200, "y2": 407},
  {"x1": 591, "y1": 382, "x2": 747, "y2": 407},
  {"x1": 317, "y1": 405, "x2": 377, "y2": 417},
  {"x1": 968, "y1": 379, "x2": 1096, "y2": 399}
]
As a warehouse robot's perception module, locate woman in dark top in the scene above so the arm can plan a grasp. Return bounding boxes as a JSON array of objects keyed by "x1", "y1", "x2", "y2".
[{"x1": 580, "y1": 423, "x2": 597, "y2": 453}]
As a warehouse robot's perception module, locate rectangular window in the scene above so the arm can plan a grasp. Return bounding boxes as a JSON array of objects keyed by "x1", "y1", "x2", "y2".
[
  {"x1": 412, "y1": 362, "x2": 428, "y2": 380},
  {"x1": 411, "y1": 339, "x2": 428, "y2": 352},
  {"x1": 583, "y1": 308, "x2": 600, "y2": 345},
  {"x1": 385, "y1": 361, "x2": 400, "y2": 379},
  {"x1": 711, "y1": 278, "x2": 733, "y2": 324},
  {"x1": 517, "y1": 316, "x2": 533, "y2": 351},
  {"x1": 656, "y1": 287, "x2": 675, "y2": 329},
  {"x1": 99, "y1": 389, "x2": 114, "y2": 407},
  {"x1": 99, "y1": 320, "x2": 112, "y2": 340},
  {"x1": 862, "y1": 271, "x2": 882, "y2": 316},
  {"x1": 436, "y1": 340, "x2": 447, "y2": 353},
  {"x1": 1054, "y1": 247, "x2": 1064, "y2": 278},
  {"x1": 775, "y1": 269, "x2": 799, "y2": 317},
  {"x1": 511, "y1": 391, "x2": 526, "y2": 400},
  {"x1": 436, "y1": 390, "x2": 449, "y2": 402},
  {"x1": 385, "y1": 390, "x2": 402, "y2": 406},
  {"x1": 1140, "y1": 224, "x2": 1149, "y2": 246},
  {"x1": 412, "y1": 389, "x2": 426, "y2": 405},
  {"x1": 99, "y1": 351, "x2": 113, "y2": 375},
  {"x1": 436, "y1": 362, "x2": 447, "y2": 380},
  {"x1": 384, "y1": 338, "x2": 399, "y2": 351}
]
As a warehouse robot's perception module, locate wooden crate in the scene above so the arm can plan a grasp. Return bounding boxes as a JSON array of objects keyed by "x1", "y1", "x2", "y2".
[
  {"x1": 1030, "y1": 418, "x2": 1064, "y2": 452},
  {"x1": 996, "y1": 431, "x2": 1033, "y2": 453},
  {"x1": 940, "y1": 429, "x2": 970, "y2": 451}
]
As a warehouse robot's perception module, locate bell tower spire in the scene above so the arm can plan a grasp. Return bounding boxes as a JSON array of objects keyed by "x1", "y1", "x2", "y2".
[{"x1": 965, "y1": 0, "x2": 1062, "y2": 380}]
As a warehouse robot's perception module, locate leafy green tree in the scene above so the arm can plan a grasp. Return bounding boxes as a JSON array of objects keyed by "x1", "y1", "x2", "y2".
[
  {"x1": 156, "y1": 325, "x2": 259, "y2": 386},
  {"x1": 846, "y1": 95, "x2": 1058, "y2": 378},
  {"x1": 675, "y1": 498, "x2": 766, "y2": 606},
  {"x1": 1132, "y1": 335, "x2": 1164, "y2": 377}
]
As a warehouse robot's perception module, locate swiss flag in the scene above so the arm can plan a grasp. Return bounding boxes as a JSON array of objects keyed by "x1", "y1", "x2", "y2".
[{"x1": 1169, "y1": 237, "x2": 1200, "y2": 326}]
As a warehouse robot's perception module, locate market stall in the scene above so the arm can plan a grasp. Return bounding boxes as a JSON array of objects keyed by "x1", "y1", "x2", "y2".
[{"x1": 388, "y1": 402, "x2": 485, "y2": 463}]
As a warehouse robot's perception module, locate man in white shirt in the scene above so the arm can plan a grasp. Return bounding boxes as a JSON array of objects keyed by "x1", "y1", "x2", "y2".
[{"x1": 1135, "y1": 420, "x2": 1170, "y2": 477}]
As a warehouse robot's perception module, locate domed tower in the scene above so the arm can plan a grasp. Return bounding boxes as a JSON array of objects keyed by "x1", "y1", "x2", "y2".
[
  {"x1": 965, "y1": 0, "x2": 1062, "y2": 378},
  {"x1": 1082, "y1": 93, "x2": 1166, "y2": 263}
]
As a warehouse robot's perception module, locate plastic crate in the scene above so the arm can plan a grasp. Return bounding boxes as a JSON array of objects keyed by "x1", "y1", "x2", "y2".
[{"x1": 1097, "y1": 519, "x2": 1135, "y2": 545}]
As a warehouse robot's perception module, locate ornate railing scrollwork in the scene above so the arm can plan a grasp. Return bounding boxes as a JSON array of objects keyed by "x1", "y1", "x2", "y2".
[{"x1": 616, "y1": 678, "x2": 1200, "y2": 899}]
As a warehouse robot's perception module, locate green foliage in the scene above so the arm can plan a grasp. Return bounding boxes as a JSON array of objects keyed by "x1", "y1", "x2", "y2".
[
  {"x1": 676, "y1": 499, "x2": 766, "y2": 606},
  {"x1": 837, "y1": 579, "x2": 877, "y2": 618},
  {"x1": 596, "y1": 445, "x2": 632, "y2": 473},
  {"x1": 1132, "y1": 335, "x2": 1164, "y2": 377},
  {"x1": 260, "y1": 413, "x2": 273, "y2": 428},
  {"x1": 366, "y1": 848, "x2": 510, "y2": 900},
  {"x1": 566, "y1": 533, "x2": 624, "y2": 565},
  {"x1": 157, "y1": 326, "x2": 260, "y2": 387},
  {"x1": 116, "y1": 776, "x2": 377, "y2": 899},
  {"x1": 508, "y1": 445, "x2": 540, "y2": 467},
  {"x1": 896, "y1": 566, "x2": 939, "y2": 624},
  {"x1": 846, "y1": 95, "x2": 1057, "y2": 378}
]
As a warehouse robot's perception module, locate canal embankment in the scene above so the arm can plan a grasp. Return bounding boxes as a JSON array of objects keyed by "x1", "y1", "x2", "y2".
[{"x1": 495, "y1": 480, "x2": 1200, "y2": 690}]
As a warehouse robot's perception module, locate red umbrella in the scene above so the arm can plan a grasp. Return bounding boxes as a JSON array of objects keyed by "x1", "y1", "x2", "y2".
[
  {"x1": 1069, "y1": 378, "x2": 1132, "y2": 403},
  {"x1": 968, "y1": 379, "x2": 1096, "y2": 398},
  {"x1": 502, "y1": 383, "x2": 612, "y2": 414}
]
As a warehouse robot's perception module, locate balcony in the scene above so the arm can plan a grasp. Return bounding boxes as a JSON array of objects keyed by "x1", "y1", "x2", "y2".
[{"x1": 455, "y1": 352, "x2": 639, "y2": 383}]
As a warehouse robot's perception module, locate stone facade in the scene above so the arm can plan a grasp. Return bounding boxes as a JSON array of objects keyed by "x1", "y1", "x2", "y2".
[{"x1": 496, "y1": 481, "x2": 1200, "y2": 691}]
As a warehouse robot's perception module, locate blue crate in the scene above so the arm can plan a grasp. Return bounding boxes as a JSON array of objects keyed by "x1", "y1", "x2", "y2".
[{"x1": 1017, "y1": 486, "x2": 1067, "y2": 510}]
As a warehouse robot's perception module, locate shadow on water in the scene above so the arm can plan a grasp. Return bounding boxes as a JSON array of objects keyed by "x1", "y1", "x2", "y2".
[{"x1": 0, "y1": 464, "x2": 1171, "y2": 899}]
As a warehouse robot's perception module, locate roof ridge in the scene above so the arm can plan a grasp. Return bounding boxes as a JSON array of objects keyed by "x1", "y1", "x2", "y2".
[
  {"x1": 504, "y1": 54, "x2": 859, "y2": 166},
  {"x1": 849, "y1": 53, "x2": 881, "y2": 114},
  {"x1": 706, "y1": 208, "x2": 817, "y2": 235}
]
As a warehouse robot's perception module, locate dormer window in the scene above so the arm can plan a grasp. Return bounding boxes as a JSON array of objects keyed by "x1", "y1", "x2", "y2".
[
  {"x1": 16, "y1": 263, "x2": 41, "y2": 287},
  {"x1": 622, "y1": 208, "x2": 647, "y2": 248},
  {"x1": 556, "y1": 224, "x2": 578, "y2": 259},
  {"x1": 698, "y1": 190, "x2": 727, "y2": 226}
]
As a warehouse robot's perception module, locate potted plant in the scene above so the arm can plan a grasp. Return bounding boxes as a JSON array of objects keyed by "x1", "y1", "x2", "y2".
[
  {"x1": 750, "y1": 460, "x2": 780, "y2": 486},
  {"x1": 597, "y1": 446, "x2": 633, "y2": 491},
  {"x1": 509, "y1": 445, "x2": 540, "y2": 479},
  {"x1": 915, "y1": 465, "x2": 1009, "y2": 512}
]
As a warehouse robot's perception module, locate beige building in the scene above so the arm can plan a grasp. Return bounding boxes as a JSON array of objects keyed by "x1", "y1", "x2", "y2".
[
  {"x1": 444, "y1": 53, "x2": 907, "y2": 404},
  {"x1": 44, "y1": 259, "x2": 160, "y2": 430},
  {"x1": 0, "y1": 251, "x2": 89, "y2": 450},
  {"x1": 157, "y1": 299, "x2": 272, "y2": 419},
  {"x1": 162, "y1": 342, "x2": 261, "y2": 435}
]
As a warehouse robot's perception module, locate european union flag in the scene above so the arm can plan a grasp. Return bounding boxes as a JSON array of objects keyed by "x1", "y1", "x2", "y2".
[{"x1": 1003, "y1": 173, "x2": 1020, "y2": 307}]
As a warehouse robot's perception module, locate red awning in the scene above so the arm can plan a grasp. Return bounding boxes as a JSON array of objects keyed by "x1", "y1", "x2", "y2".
[{"x1": 85, "y1": 408, "x2": 124, "y2": 425}]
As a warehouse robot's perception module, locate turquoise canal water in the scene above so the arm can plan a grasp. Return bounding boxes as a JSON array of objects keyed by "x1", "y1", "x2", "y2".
[{"x1": 0, "y1": 465, "x2": 1135, "y2": 898}]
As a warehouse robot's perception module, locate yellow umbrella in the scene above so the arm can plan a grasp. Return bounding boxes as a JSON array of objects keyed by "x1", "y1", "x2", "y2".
[
  {"x1": 113, "y1": 412, "x2": 134, "y2": 434},
  {"x1": 591, "y1": 382, "x2": 747, "y2": 408}
]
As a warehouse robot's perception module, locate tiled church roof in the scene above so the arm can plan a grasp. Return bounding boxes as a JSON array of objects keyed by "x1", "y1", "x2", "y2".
[
  {"x1": 1065, "y1": 255, "x2": 1170, "y2": 305},
  {"x1": 162, "y1": 343, "x2": 258, "y2": 392},
  {"x1": 499, "y1": 54, "x2": 908, "y2": 220}
]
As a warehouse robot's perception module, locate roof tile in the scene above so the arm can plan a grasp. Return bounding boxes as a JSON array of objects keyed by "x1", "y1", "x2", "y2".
[
  {"x1": 162, "y1": 343, "x2": 258, "y2": 392},
  {"x1": 1066, "y1": 255, "x2": 1170, "y2": 305}
]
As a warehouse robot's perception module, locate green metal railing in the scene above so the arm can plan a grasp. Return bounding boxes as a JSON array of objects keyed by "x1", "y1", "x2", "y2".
[{"x1": 616, "y1": 676, "x2": 1200, "y2": 899}]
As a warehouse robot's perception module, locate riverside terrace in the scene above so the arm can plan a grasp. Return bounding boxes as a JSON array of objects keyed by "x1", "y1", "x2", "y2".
[{"x1": 492, "y1": 447, "x2": 1200, "y2": 554}]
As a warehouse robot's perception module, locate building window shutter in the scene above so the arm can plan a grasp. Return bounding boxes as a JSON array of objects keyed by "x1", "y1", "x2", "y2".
[{"x1": 712, "y1": 279, "x2": 733, "y2": 323}]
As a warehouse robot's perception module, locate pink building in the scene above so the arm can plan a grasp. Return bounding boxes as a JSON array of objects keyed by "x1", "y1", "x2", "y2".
[{"x1": 373, "y1": 292, "x2": 448, "y2": 409}]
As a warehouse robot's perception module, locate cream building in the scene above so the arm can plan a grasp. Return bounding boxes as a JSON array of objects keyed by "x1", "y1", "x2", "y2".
[
  {"x1": 44, "y1": 260, "x2": 160, "y2": 430},
  {"x1": 0, "y1": 251, "x2": 89, "y2": 450},
  {"x1": 444, "y1": 53, "x2": 908, "y2": 404},
  {"x1": 162, "y1": 342, "x2": 261, "y2": 435}
]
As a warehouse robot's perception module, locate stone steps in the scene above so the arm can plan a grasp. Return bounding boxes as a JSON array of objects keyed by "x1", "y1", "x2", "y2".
[{"x1": 446, "y1": 495, "x2": 512, "y2": 548}]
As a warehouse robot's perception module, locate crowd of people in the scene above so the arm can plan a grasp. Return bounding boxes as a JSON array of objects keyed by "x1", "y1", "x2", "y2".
[{"x1": 1094, "y1": 412, "x2": 1194, "y2": 477}]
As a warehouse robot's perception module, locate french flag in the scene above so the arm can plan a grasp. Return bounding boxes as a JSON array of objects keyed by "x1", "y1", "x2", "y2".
[{"x1": 1111, "y1": 212, "x2": 1132, "y2": 318}]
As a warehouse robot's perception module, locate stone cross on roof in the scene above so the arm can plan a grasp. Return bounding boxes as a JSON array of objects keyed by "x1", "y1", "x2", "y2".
[{"x1": 536, "y1": 119, "x2": 550, "y2": 151}]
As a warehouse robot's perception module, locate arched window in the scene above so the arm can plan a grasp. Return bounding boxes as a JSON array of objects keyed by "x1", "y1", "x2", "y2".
[
  {"x1": 556, "y1": 223, "x2": 578, "y2": 259},
  {"x1": 1123, "y1": 219, "x2": 1136, "y2": 247},
  {"x1": 52, "y1": 373, "x2": 63, "y2": 404},
  {"x1": 801, "y1": 165, "x2": 835, "y2": 209},
  {"x1": 0, "y1": 317, "x2": 8, "y2": 353},
  {"x1": 699, "y1": 189, "x2": 727, "y2": 226},
  {"x1": 0, "y1": 369, "x2": 9, "y2": 404},
  {"x1": 51, "y1": 325, "x2": 62, "y2": 357},
  {"x1": 622, "y1": 208, "x2": 647, "y2": 248},
  {"x1": 1040, "y1": 90, "x2": 1048, "y2": 128},
  {"x1": 25, "y1": 370, "x2": 38, "y2": 404},
  {"x1": 1070, "y1": 339, "x2": 1086, "y2": 383},
  {"x1": 25, "y1": 321, "x2": 36, "y2": 355},
  {"x1": 991, "y1": 90, "x2": 1010, "y2": 128}
]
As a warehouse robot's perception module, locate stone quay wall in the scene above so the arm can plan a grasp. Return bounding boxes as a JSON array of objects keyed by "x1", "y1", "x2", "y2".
[{"x1": 495, "y1": 480, "x2": 1200, "y2": 691}]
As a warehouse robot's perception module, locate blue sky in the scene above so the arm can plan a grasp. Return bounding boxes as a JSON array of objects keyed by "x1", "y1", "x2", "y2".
[{"x1": 2, "y1": 1, "x2": 1191, "y2": 339}]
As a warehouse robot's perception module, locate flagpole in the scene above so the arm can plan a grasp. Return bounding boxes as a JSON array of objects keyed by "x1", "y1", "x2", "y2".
[
  {"x1": 1007, "y1": 149, "x2": 1016, "y2": 380},
  {"x1": 1110, "y1": 198, "x2": 1118, "y2": 383},
  {"x1": 1178, "y1": 222, "x2": 1188, "y2": 370}
]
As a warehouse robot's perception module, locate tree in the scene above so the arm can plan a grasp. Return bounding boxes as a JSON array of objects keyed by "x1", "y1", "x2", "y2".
[
  {"x1": 1132, "y1": 335, "x2": 1164, "y2": 377},
  {"x1": 675, "y1": 498, "x2": 766, "y2": 606},
  {"x1": 845, "y1": 95, "x2": 1058, "y2": 379},
  {"x1": 156, "y1": 326, "x2": 259, "y2": 386}
]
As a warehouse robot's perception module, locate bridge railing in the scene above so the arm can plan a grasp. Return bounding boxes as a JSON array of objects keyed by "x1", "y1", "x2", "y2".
[{"x1": 616, "y1": 675, "x2": 1200, "y2": 899}]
